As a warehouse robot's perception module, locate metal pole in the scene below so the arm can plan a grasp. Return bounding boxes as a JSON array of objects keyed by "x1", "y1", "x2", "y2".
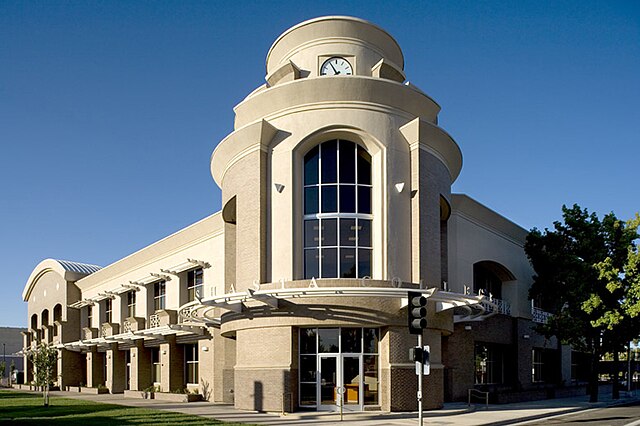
[
  {"x1": 628, "y1": 341, "x2": 632, "y2": 393},
  {"x1": 418, "y1": 333, "x2": 423, "y2": 426}
]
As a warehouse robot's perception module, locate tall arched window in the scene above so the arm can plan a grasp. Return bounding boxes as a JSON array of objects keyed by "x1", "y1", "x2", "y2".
[{"x1": 303, "y1": 139, "x2": 372, "y2": 279}]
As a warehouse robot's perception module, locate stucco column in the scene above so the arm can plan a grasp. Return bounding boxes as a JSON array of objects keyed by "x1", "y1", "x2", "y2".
[
  {"x1": 160, "y1": 336, "x2": 184, "y2": 392},
  {"x1": 106, "y1": 343, "x2": 126, "y2": 393},
  {"x1": 86, "y1": 349, "x2": 104, "y2": 387},
  {"x1": 130, "y1": 342, "x2": 151, "y2": 391}
]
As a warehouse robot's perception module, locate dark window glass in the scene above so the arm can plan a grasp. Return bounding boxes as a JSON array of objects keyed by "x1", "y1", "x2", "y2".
[
  {"x1": 358, "y1": 249, "x2": 372, "y2": 278},
  {"x1": 321, "y1": 248, "x2": 337, "y2": 277},
  {"x1": 359, "y1": 219, "x2": 372, "y2": 247},
  {"x1": 321, "y1": 185, "x2": 337, "y2": 212},
  {"x1": 341, "y1": 328, "x2": 361, "y2": 353},
  {"x1": 340, "y1": 219, "x2": 356, "y2": 246},
  {"x1": 304, "y1": 220, "x2": 319, "y2": 247},
  {"x1": 187, "y1": 268, "x2": 204, "y2": 302},
  {"x1": 300, "y1": 328, "x2": 317, "y2": 354},
  {"x1": 299, "y1": 355, "x2": 316, "y2": 382},
  {"x1": 357, "y1": 146, "x2": 371, "y2": 185},
  {"x1": 339, "y1": 185, "x2": 356, "y2": 213},
  {"x1": 358, "y1": 186, "x2": 371, "y2": 214},
  {"x1": 303, "y1": 140, "x2": 372, "y2": 280},
  {"x1": 321, "y1": 140, "x2": 337, "y2": 183},
  {"x1": 304, "y1": 146, "x2": 319, "y2": 185},
  {"x1": 363, "y1": 328, "x2": 379, "y2": 353},
  {"x1": 300, "y1": 383, "x2": 317, "y2": 406},
  {"x1": 339, "y1": 140, "x2": 355, "y2": 183},
  {"x1": 305, "y1": 187, "x2": 319, "y2": 214},
  {"x1": 318, "y1": 328, "x2": 339, "y2": 353},
  {"x1": 154, "y1": 281, "x2": 166, "y2": 311},
  {"x1": 321, "y1": 218, "x2": 337, "y2": 246},
  {"x1": 340, "y1": 248, "x2": 357, "y2": 278},
  {"x1": 304, "y1": 249, "x2": 319, "y2": 279},
  {"x1": 363, "y1": 355, "x2": 379, "y2": 405}
]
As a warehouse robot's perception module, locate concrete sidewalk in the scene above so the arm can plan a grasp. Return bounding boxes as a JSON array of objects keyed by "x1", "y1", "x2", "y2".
[{"x1": 8, "y1": 388, "x2": 640, "y2": 425}]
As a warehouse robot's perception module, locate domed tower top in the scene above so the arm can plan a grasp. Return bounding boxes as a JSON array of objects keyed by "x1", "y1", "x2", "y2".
[{"x1": 265, "y1": 16, "x2": 405, "y2": 85}]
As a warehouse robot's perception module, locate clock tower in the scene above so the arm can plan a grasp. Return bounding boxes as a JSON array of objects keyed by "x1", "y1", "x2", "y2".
[{"x1": 211, "y1": 15, "x2": 462, "y2": 412}]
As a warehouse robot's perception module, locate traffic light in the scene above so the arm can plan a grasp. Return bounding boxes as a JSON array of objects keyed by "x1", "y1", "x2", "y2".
[
  {"x1": 407, "y1": 291, "x2": 427, "y2": 335},
  {"x1": 409, "y1": 346, "x2": 423, "y2": 362}
]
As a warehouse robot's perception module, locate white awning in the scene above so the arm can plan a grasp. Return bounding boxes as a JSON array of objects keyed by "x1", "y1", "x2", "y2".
[{"x1": 160, "y1": 258, "x2": 211, "y2": 275}]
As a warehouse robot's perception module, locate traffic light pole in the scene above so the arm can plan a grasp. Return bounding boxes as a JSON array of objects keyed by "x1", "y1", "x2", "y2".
[{"x1": 417, "y1": 332, "x2": 423, "y2": 426}]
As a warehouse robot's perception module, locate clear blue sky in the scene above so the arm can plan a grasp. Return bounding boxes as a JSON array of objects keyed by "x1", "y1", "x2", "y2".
[{"x1": 1, "y1": 1, "x2": 638, "y2": 327}]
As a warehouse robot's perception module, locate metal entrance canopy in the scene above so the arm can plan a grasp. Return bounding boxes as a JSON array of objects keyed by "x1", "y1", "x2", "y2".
[{"x1": 178, "y1": 279, "x2": 496, "y2": 326}]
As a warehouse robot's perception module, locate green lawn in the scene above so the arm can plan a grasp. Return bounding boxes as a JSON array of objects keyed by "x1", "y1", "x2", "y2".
[{"x1": 0, "y1": 390, "x2": 249, "y2": 425}]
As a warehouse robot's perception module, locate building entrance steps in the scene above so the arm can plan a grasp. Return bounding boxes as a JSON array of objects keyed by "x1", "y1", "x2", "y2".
[{"x1": 7, "y1": 387, "x2": 640, "y2": 425}]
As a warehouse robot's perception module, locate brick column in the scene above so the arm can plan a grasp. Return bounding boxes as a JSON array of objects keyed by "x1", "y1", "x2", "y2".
[
  {"x1": 106, "y1": 343, "x2": 126, "y2": 393},
  {"x1": 58, "y1": 349, "x2": 84, "y2": 388},
  {"x1": 130, "y1": 342, "x2": 152, "y2": 391}
]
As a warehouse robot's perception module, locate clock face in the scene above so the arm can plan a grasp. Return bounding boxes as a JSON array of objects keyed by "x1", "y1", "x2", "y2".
[{"x1": 320, "y1": 57, "x2": 353, "y2": 76}]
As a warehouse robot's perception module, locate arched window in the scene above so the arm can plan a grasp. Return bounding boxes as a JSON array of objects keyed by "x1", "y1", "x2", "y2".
[
  {"x1": 473, "y1": 261, "x2": 515, "y2": 300},
  {"x1": 31, "y1": 314, "x2": 38, "y2": 330},
  {"x1": 41, "y1": 309, "x2": 49, "y2": 327},
  {"x1": 53, "y1": 304, "x2": 62, "y2": 323},
  {"x1": 303, "y1": 139, "x2": 372, "y2": 279}
]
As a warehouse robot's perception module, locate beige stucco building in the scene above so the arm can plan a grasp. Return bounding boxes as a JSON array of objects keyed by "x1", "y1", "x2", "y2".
[{"x1": 21, "y1": 16, "x2": 577, "y2": 412}]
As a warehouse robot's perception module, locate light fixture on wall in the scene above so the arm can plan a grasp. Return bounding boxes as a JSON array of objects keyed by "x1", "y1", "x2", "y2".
[
  {"x1": 464, "y1": 325, "x2": 472, "y2": 331},
  {"x1": 523, "y1": 334, "x2": 530, "y2": 339},
  {"x1": 202, "y1": 347, "x2": 209, "y2": 352},
  {"x1": 274, "y1": 183, "x2": 285, "y2": 193},
  {"x1": 162, "y1": 350, "x2": 167, "y2": 355},
  {"x1": 395, "y1": 182, "x2": 405, "y2": 193}
]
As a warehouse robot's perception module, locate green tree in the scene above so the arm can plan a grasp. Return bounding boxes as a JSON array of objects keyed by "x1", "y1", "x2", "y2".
[
  {"x1": 0, "y1": 361, "x2": 5, "y2": 383},
  {"x1": 525, "y1": 205, "x2": 637, "y2": 402},
  {"x1": 29, "y1": 343, "x2": 58, "y2": 407},
  {"x1": 592, "y1": 213, "x2": 640, "y2": 396}
]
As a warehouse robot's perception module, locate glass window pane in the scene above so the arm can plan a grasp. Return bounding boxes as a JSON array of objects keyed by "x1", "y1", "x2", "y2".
[
  {"x1": 304, "y1": 249, "x2": 319, "y2": 279},
  {"x1": 357, "y1": 146, "x2": 371, "y2": 185},
  {"x1": 321, "y1": 185, "x2": 337, "y2": 213},
  {"x1": 321, "y1": 140, "x2": 337, "y2": 183},
  {"x1": 321, "y1": 248, "x2": 337, "y2": 278},
  {"x1": 305, "y1": 187, "x2": 319, "y2": 215},
  {"x1": 340, "y1": 248, "x2": 356, "y2": 278},
  {"x1": 299, "y1": 355, "x2": 316, "y2": 382},
  {"x1": 318, "y1": 328, "x2": 339, "y2": 353},
  {"x1": 363, "y1": 355, "x2": 379, "y2": 405},
  {"x1": 300, "y1": 383, "x2": 317, "y2": 406},
  {"x1": 340, "y1": 218, "x2": 356, "y2": 246},
  {"x1": 358, "y1": 219, "x2": 371, "y2": 247},
  {"x1": 343, "y1": 356, "x2": 360, "y2": 405},
  {"x1": 341, "y1": 328, "x2": 361, "y2": 353},
  {"x1": 358, "y1": 186, "x2": 371, "y2": 214},
  {"x1": 339, "y1": 185, "x2": 356, "y2": 213},
  {"x1": 304, "y1": 146, "x2": 319, "y2": 185},
  {"x1": 304, "y1": 220, "x2": 319, "y2": 247},
  {"x1": 358, "y1": 249, "x2": 372, "y2": 278},
  {"x1": 363, "y1": 328, "x2": 379, "y2": 354},
  {"x1": 321, "y1": 219, "x2": 337, "y2": 247},
  {"x1": 300, "y1": 328, "x2": 317, "y2": 354},
  {"x1": 339, "y1": 140, "x2": 355, "y2": 183}
]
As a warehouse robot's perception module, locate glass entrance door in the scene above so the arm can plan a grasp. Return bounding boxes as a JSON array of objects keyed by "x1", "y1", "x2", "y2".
[
  {"x1": 318, "y1": 355, "x2": 338, "y2": 410},
  {"x1": 318, "y1": 355, "x2": 364, "y2": 411}
]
